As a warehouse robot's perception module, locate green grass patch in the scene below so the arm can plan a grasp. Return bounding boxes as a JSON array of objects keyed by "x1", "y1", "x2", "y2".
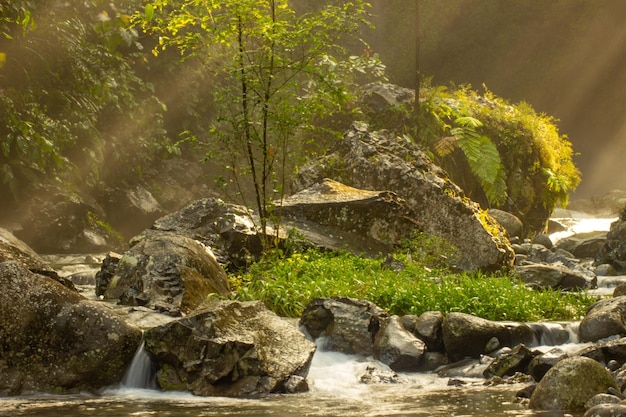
[{"x1": 228, "y1": 250, "x2": 596, "y2": 322}]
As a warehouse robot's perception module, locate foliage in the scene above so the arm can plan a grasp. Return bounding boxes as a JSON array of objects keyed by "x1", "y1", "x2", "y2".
[
  {"x1": 366, "y1": 81, "x2": 580, "y2": 234},
  {"x1": 229, "y1": 249, "x2": 595, "y2": 320},
  {"x1": 0, "y1": 1, "x2": 169, "y2": 202},
  {"x1": 138, "y1": 0, "x2": 384, "y2": 246}
]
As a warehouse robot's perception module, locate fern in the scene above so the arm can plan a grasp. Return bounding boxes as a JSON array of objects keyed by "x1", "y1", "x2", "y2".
[{"x1": 449, "y1": 116, "x2": 507, "y2": 206}]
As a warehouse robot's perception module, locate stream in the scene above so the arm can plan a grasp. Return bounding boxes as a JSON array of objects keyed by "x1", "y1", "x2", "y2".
[{"x1": 0, "y1": 215, "x2": 621, "y2": 417}]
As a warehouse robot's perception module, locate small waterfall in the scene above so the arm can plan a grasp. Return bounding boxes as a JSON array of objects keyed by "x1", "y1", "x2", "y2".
[
  {"x1": 528, "y1": 321, "x2": 579, "y2": 347},
  {"x1": 121, "y1": 340, "x2": 158, "y2": 390}
]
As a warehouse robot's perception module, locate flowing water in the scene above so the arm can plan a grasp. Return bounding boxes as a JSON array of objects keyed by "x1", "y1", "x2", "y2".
[{"x1": 1, "y1": 215, "x2": 620, "y2": 417}]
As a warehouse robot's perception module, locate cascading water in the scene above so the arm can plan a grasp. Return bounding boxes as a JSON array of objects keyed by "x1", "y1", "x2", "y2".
[{"x1": 120, "y1": 340, "x2": 157, "y2": 390}]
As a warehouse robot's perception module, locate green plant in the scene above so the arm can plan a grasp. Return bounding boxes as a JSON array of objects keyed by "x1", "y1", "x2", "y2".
[
  {"x1": 138, "y1": 0, "x2": 384, "y2": 249},
  {"x1": 229, "y1": 249, "x2": 595, "y2": 320}
]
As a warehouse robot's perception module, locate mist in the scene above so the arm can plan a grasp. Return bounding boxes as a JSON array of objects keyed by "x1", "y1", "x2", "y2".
[{"x1": 366, "y1": 0, "x2": 626, "y2": 199}]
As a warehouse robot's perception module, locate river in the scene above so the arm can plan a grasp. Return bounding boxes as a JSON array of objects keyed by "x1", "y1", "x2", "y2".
[{"x1": 0, "y1": 214, "x2": 619, "y2": 417}]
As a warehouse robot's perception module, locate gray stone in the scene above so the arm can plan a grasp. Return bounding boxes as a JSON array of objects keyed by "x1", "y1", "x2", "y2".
[
  {"x1": 483, "y1": 344, "x2": 538, "y2": 378},
  {"x1": 373, "y1": 315, "x2": 427, "y2": 372},
  {"x1": 292, "y1": 122, "x2": 514, "y2": 272},
  {"x1": 584, "y1": 403, "x2": 626, "y2": 417},
  {"x1": 102, "y1": 231, "x2": 230, "y2": 315},
  {"x1": 401, "y1": 311, "x2": 444, "y2": 352},
  {"x1": 442, "y1": 312, "x2": 535, "y2": 362},
  {"x1": 529, "y1": 356, "x2": 617, "y2": 411},
  {"x1": 299, "y1": 297, "x2": 388, "y2": 356},
  {"x1": 515, "y1": 263, "x2": 594, "y2": 290},
  {"x1": 143, "y1": 300, "x2": 315, "y2": 397},
  {"x1": 488, "y1": 209, "x2": 523, "y2": 239},
  {"x1": 532, "y1": 234, "x2": 553, "y2": 249},
  {"x1": 580, "y1": 297, "x2": 626, "y2": 342},
  {"x1": 0, "y1": 261, "x2": 142, "y2": 395}
]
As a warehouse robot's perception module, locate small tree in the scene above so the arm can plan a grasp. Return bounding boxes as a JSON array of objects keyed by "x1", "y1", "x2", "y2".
[{"x1": 139, "y1": 0, "x2": 383, "y2": 247}]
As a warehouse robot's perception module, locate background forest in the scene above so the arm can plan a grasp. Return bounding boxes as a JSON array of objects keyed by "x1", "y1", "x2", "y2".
[{"x1": 1, "y1": 0, "x2": 623, "y2": 236}]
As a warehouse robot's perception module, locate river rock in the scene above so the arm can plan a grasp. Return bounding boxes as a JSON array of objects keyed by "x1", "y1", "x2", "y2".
[
  {"x1": 556, "y1": 231, "x2": 607, "y2": 259},
  {"x1": 584, "y1": 403, "x2": 626, "y2": 417},
  {"x1": 597, "y1": 209, "x2": 626, "y2": 274},
  {"x1": 299, "y1": 297, "x2": 389, "y2": 356},
  {"x1": 579, "y1": 297, "x2": 626, "y2": 342},
  {"x1": 483, "y1": 344, "x2": 538, "y2": 378},
  {"x1": 488, "y1": 209, "x2": 523, "y2": 239},
  {"x1": 442, "y1": 312, "x2": 535, "y2": 362},
  {"x1": 577, "y1": 337, "x2": 626, "y2": 366},
  {"x1": 529, "y1": 356, "x2": 617, "y2": 411},
  {"x1": 527, "y1": 347, "x2": 569, "y2": 382},
  {"x1": 401, "y1": 311, "x2": 444, "y2": 352},
  {"x1": 513, "y1": 241, "x2": 597, "y2": 289},
  {"x1": 101, "y1": 231, "x2": 230, "y2": 315},
  {"x1": 0, "y1": 261, "x2": 142, "y2": 395},
  {"x1": 373, "y1": 315, "x2": 427, "y2": 372},
  {"x1": 515, "y1": 263, "x2": 593, "y2": 290},
  {"x1": 292, "y1": 121, "x2": 514, "y2": 272},
  {"x1": 279, "y1": 179, "x2": 421, "y2": 257},
  {"x1": 135, "y1": 197, "x2": 262, "y2": 269},
  {"x1": 143, "y1": 300, "x2": 316, "y2": 397}
]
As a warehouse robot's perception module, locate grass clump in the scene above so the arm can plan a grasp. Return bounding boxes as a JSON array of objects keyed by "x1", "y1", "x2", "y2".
[{"x1": 228, "y1": 249, "x2": 595, "y2": 322}]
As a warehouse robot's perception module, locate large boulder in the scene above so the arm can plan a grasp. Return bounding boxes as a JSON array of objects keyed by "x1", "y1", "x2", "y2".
[
  {"x1": 292, "y1": 122, "x2": 514, "y2": 272},
  {"x1": 299, "y1": 297, "x2": 389, "y2": 356},
  {"x1": 279, "y1": 179, "x2": 421, "y2": 257},
  {"x1": 0, "y1": 261, "x2": 142, "y2": 395},
  {"x1": 100, "y1": 231, "x2": 230, "y2": 315},
  {"x1": 579, "y1": 297, "x2": 626, "y2": 342},
  {"x1": 135, "y1": 197, "x2": 262, "y2": 270},
  {"x1": 442, "y1": 312, "x2": 535, "y2": 362},
  {"x1": 529, "y1": 356, "x2": 617, "y2": 411},
  {"x1": 143, "y1": 300, "x2": 316, "y2": 397}
]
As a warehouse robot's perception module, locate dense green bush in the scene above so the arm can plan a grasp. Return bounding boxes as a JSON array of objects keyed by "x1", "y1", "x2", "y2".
[{"x1": 229, "y1": 249, "x2": 595, "y2": 321}]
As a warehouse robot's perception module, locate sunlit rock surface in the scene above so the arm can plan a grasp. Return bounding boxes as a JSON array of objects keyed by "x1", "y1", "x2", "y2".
[
  {"x1": 0, "y1": 261, "x2": 142, "y2": 395},
  {"x1": 143, "y1": 300, "x2": 315, "y2": 397},
  {"x1": 293, "y1": 122, "x2": 514, "y2": 272},
  {"x1": 279, "y1": 178, "x2": 421, "y2": 257},
  {"x1": 100, "y1": 231, "x2": 230, "y2": 315},
  {"x1": 529, "y1": 356, "x2": 617, "y2": 411}
]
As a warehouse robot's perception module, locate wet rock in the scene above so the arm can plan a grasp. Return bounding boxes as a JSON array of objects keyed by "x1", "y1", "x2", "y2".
[
  {"x1": 597, "y1": 263, "x2": 619, "y2": 277},
  {"x1": 529, "y1": 356, "x2": 617, "y2": 411},
  {"x1": 373, "y1": 315, "x2": 427, "y2": 372},
  {"x1": 442, "y1": 312, "x2": 535, "y2": 362},
  {"x1": 584, "y1": 403, "x2": 626, "y2": 417},
  {"x1": 102, "y1": 231, "x2": 230, "y2": 315},
  {"x1": 143, "y1": 300, "x2": 315, "y2": 397},
  {"x1": 0, "y1": 261, "x2": 142, "y2": 395},
  {"x1": 585, "y1": 393, "x2": 623, "y2": 410},
  {"x1": 359, "y1": 364, "x2": 404, "y2": 384},
  {"x1": 401, "y1": 311, "x2": 444, "y2": 352},
  {"x1": 483, "y1": 344, "x2": 538, "y2": 378},
  {"x1": 527, "y1": 347, "x2": 569, "y2": 382},
  {"x1": 577, "y1": 337, "x2": 626, "y2": 366},
  {"x1": 292, "y1": 121, "x2": 514, "y2": 272},
  {"x1": 556, "y1": 231, "x2": 607, "y2": 259},
  {"x1": 580, "y1": 297, "x2": 626, "y2": 342},
  {"x1": 299, "y1": 297, "x2": 388, "y2": 356},
  {"x1": 95, "y1": 251, "x2": 122, "y2": 296}
]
